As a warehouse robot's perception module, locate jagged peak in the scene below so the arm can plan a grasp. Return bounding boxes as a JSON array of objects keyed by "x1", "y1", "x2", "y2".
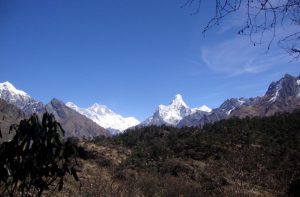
[
  {"x1": 194, "y1": 105, "x2": 212, "y2": 113},
  {"x1": 170, "y1": 94, "x2": 188, "y2": 108},
  {"x1": 283, "y1": 73, "x2": 293, "y2": 79},
  {"x1": 50, "y1": 98, "x2": 64, "y2": 104},
  {"x1": 175, "y1": 94, "x2": 183, "y2": 100},
  {"x1": 0, "y1": 81, "x2": 28, "y2": 96}
]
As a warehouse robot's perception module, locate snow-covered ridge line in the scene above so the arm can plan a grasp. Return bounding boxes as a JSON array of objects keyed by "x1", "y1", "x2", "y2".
[
  {"x1": 0, "y1": 81, "x2": 45, "y2": 114},
  {"x1": 0, "y1": 81, "x2": 28, "y2": 96},
  {"x1": 66, "y1": 102, "x2": 140, "y2": 133}
]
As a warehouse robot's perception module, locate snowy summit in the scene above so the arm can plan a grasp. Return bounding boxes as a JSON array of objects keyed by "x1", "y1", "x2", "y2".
[
  {"x1": 140, "y1": 94, "x2": 211, "y2": 127},
  {"x1": 66, "y1": 102, "x2": 140, "y2": 134},
  {"x1": 0, "y1": 81, "x2": 28, "y2": 97},
  {"x1": 0, "y1": 81, "x2": 45, "y2": 114}
]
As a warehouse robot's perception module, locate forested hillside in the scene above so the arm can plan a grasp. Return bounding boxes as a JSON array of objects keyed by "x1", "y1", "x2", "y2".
[
  {"x1": 1, "y1": 111, "x2": 299, "y2": 196},
  {"x1": 86, "y1": 111, "x2": 300, "y2": 196}
]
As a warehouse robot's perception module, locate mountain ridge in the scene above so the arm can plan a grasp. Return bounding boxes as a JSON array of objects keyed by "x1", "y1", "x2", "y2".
[
  {"x1": 178, "y1": 74, "x2": 300, "y2": 127},
  {"x1": 0, "y1": 83, "x2": 109, "y2": 139},
  {"x1": 0, "y1": 81, "x2": 45, "y2": 114},
  {"x1": 66, "y1": 102, "x2": 140, "y2": 134},
  {"x1": 1, "y1": 73, "x2": 299, "y2": 133}
]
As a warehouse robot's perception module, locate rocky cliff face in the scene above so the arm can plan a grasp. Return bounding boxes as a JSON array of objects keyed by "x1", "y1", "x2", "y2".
[
  {"x1": 45, "y1": 98, "x2": 109, "y2": 139},
  {"x1": 178, "y1": 98, "x2": 250, "y2": 127},
  {"x1": 230, "y1": 74, "x2": 300, "y2": 118},
  {"x1": 0, "y1": 99, "x2": 26, "y2": 142},
  {"x1": 178, "y1": 74, "x2": 300, "y2": 127}
]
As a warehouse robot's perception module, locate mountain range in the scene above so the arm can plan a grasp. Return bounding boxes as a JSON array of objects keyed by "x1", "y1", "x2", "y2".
[
  {"x1": 177, "y1": 74, "x2": 300, "y2": 127},
  {"x1": 0, "y1": 73, "x2": 299, "y2": 139},
  {"x1": 0, "y1": 82, "x2": 108, "y2": 139},
  {"x1": 66, "y1": 102, "x2": 140, "y2": 134}
]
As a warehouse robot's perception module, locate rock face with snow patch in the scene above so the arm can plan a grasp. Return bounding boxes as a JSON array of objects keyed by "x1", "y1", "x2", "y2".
[
  {"x1": 66, "y1": 102, "x2": 140, "y2": 134},
  {"x1": 140, "y1": 94, "x2": 211, "y2": 127},
  {"x1": 178, "y1": 98, "x2": 249, "y2": 127},
  {"x1": 0, "y1": 82, "x2": 45, "y2": 114},
  {"x1": 179, "y1": 74, "x2": 300, "y2": 127},
  {"x1": 230, "y1": 74, "x2": 300, "y2": 118}
]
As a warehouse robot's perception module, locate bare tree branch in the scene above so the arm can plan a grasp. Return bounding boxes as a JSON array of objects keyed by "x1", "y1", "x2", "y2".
[{"x1": 183, "y1": 0, "x2": 300, "y2": 58}]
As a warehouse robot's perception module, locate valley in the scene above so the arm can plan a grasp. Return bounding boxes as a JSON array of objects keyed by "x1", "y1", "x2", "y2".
[{"x1": 0, "y1": 73, "x2": 299, "y2": 196}]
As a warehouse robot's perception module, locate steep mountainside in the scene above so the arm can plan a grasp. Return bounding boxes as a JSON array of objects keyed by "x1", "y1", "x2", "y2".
[
  {"x1": 45, "y1": 99, "x2": 108, "y2": 139},
  {"x1": 178, "y1": 74, "x2": 300, "y2": 127},
  {"x1": 66, "y1": 102, "x2": 140, "y2": 134},
  {"x1": 0, "y1": 99, "x2": 26, "y2": 142},
  {"x1": 230, "y1": 74, "x2": 300, "y2": 118},
  {"x1": 0, "y1": 82, "x2": 45, "y2": 114},
  {"x1": 178, "y1": 98, "x2": 250, "y2": 127},
  {"x1": 140, "y1": 94, "x2": 211, "y2": 127}
]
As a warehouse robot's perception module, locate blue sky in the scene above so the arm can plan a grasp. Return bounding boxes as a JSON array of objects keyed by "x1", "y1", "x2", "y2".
[{"x1": 1, "y1": 0, "x2": 299, "y2": 120}]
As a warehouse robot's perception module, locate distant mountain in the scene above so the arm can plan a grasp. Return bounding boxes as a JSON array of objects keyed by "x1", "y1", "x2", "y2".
[
  {"x1": 0, "y1": 99, "x2": 26, "y2": 142},
  {"x1": 178, "y1": 74, "x2": 300, "y2": 127},
  {"x1": 178, "y1": 98, "x2": 249, "y2": 127},
  {"x1": 45, "y1": 99, "x2": 108, "y2": 139},
  {"x1": 1, "y1": 73, "x2": 299, "y2": 135},
  {"x1": 66, "y1": 102, "x2": 140, "y2": 134},
  {"x1": 230, "y1": 74, "x2": 300, "y2": 118},
  {"x1": 0, "y1": 81, "x2": 45, "y2": 114},
  {"x1": 140, "y1": 94, "x2": 211, "y2": 127}
]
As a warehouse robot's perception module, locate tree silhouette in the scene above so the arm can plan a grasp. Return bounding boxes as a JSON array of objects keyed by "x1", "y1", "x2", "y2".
[
  {"x1": 0, "y1": 113, "x2": 78, "y2": 196},
  {"x1": 183, "y1": 0, "x2": 300, "y2": 58}
]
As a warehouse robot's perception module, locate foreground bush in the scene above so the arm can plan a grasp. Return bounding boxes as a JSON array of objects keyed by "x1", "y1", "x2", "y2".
[{"x1": 0, "y1": 113, "x2": 78, "y2": 197}]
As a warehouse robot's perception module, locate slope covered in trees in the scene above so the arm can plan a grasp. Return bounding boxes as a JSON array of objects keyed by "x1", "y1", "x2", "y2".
[
  {"x1": 105, "y1": 111, "x2": 300, "y2": 196},
  {"x1": 1, "y1": 111, "x2": 299, "y2": 196}
]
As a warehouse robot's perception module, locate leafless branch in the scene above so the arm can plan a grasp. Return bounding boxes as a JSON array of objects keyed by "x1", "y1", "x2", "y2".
[{"x1": 182, "y1": 0, "x2": 300, "y2": 58}]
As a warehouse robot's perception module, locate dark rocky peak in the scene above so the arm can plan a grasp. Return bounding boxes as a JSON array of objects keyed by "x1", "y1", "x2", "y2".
[
  {"x1": 266, "y1": 74, "x2": 299, "y2": 100},
  {"x1": 219, "y1": 98, "x2": 248, "y2": 113},
  {"x1": 45, "y1": 98, "x2": 108, "y2": 139},
  {"x1": 48, "y1": 98, "x2": 65, "y2": 109}
]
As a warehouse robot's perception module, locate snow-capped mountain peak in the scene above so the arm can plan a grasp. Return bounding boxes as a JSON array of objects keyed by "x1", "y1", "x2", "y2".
[
  {"x1": 65, "y1": 102, "x2": 78, "y2": 109},
  {"x1": 171, "y1": 94, "x2": 188, "y2": 108},
  {"x1": 140, "y1": 94, "x2": 211, "y2": 127},
  {"x1": 0, "y1": 81, "x2": 28, "y2": 96},
  {"x1": 66, "y1": 102, "x2": 140, "y2": 133},
  {"x1": 0, "y1": 81, "x2": 45, "y2": 114},
  {"x1": 88, "y1": 103, "x2": 114, "y2": 115},
  {"x1": 192, "y1": 105, "x2": 212, "y2": 113}
]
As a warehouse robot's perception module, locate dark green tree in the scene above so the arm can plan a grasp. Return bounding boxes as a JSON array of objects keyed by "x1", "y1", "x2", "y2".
[{"x1": 0, "y1": 113, "x2": 79, "y2": 197}]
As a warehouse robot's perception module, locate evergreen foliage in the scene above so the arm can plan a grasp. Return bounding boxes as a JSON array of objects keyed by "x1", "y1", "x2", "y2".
[
  {"x1": 0, "y1": 113, "x2": 78, "y2": 197},
  {"x1": 109, "y1": 111, "x2": 300, "y2": 196}
]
